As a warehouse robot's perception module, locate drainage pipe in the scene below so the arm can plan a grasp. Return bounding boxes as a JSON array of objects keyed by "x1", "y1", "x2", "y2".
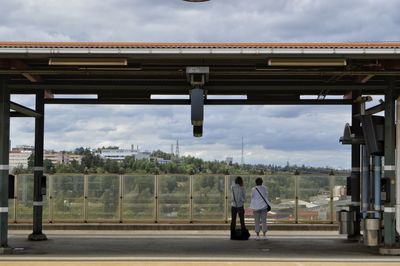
[
  {"x1": 361, "y1": 146, "x2": 369, "y2": 219},
  {"x1": 373, "y1": 156, "x2": 381, "y2": 219}
]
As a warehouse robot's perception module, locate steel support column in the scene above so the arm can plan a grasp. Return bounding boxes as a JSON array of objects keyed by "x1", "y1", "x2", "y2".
[
  {"x1": 349, "y1": 91, "x2": 361, "y2": 240},
  {"x1": 0, "y1": 80, "x2": 11, "y2": 253},
  {"x1": 383, "y1": 87, "x2": 396, "y2": 247},
  {"x1": 28, "y1": 90, "x2": 47, "y2": 241}
]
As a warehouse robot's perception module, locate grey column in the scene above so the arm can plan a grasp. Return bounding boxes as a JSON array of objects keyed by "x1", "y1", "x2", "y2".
[
  {"x1": 0, "y1": 80, "x2": 10, "y2": 249},
  {"x1": 349, "y1": 92, "x2": 361, "y2": 240},
  {"x1": 28, "y1": 90, "x2": 47, "y2": 241},
  {"x1": 383, "y1": 87, "x2": 396, "y2": 247},
  {"x1": 361, "y1": 146, "x2": 369, "y2": 219}
]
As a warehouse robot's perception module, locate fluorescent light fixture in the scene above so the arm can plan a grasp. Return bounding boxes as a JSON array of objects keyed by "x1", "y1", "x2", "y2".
[
  {"x1": 78, "y1": 67, "x2": 141, "y2": 71},
  {"x1": 207, "y1": 95, "x2": 247, "y2": 100},
  {"x1": 183, "y1": 0, "x2": 210, "y2": 2},
  {"x1": 49, "y1": 58, "x2": 128, "y2": 66},
  {"x1": 54, "y1": 94, "x2": 98, "y2": 99},
  {"x1": 268, "y1": 58, "x2": 347, "y2": 67},
  {"x1": 151, "y1": 95, "x2": 190, "y2": 100}
]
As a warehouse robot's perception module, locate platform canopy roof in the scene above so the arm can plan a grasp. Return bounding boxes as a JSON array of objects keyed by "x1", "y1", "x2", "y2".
[{"x1": 0, "y1": 41, "x2": 400, "y2": 105}]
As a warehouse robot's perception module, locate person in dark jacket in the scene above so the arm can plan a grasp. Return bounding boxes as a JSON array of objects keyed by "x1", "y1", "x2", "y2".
[{"x1": 231, "y1": 176, "x2": 246, "y2": 231}]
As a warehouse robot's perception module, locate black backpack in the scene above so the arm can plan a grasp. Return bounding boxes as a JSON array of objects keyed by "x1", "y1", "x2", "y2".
[{"x1": 230, "y1": 228, "x2": 250, "y2": 240}]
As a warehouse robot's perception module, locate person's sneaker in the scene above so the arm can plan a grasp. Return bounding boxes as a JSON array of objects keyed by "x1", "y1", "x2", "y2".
[
  {"x1": 255, "y1": 236, "x2": 260, "y2": 241},
  {"x1": 262, "y1": 235, "x2": 268, "y2": 240}
]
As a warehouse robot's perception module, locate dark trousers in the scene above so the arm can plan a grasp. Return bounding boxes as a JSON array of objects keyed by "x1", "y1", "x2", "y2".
[{"x1": 231, "y1": 206, "x2": 245, "y2": 230}]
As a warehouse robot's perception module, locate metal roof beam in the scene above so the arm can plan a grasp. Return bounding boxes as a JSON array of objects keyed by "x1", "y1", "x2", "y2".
[
  {"x1": 44, "y1": 98, "x2": 352, "y2": 105},
  {"x1": 10, "y1": 101, "x2": 41, "y2": 117},
  {"x1": 8, "y1": 84, "x2": 388, "y2": 91}
]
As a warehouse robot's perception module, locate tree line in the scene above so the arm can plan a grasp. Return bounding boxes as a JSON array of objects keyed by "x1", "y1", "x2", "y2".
[{"x1": 12, "y1": 147, "x2": 347, "y2": 176}]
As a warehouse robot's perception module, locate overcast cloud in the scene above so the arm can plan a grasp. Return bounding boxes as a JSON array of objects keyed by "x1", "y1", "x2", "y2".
[{"x1": 4, "y1": 0, "x2": 399, "y2": 168}]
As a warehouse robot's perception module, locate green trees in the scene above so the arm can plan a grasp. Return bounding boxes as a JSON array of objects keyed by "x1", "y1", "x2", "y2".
[{"x1": 14, "y1": 147, "x2": 348, "y2": 177}]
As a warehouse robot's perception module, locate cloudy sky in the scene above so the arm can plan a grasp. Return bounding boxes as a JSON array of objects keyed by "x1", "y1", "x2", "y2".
[{"x1": 3, "y1": 0, "x2": 399, "y2": 168}]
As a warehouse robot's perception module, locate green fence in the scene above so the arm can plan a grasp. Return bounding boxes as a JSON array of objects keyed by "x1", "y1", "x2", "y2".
[{"x1": 8, "y1": 174, "x2": 349, "y2": 224}]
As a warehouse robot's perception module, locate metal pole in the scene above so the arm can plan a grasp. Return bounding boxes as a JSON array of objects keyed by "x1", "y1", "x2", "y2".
[
  {"x1": 49, "y1": 175, "x2": 53, "y2": 223},
  {"x1": 349, "y1": 92, "x2": 361, "y2": 240},
  {"x1": 373, "y1": 156, "x2": 382, "y2": 219},
  {"x1": 295, "y1": 172, "x2": 299, "y2": 224},
  {"x1": 0, "y1": 80, "x2": 11, "y2": 252},
  {"x1": 83, "y1": 174, "x2": 88, "y2": 223},
  {"x1": 154, "y1": 175, "x2": 158, "y2": 223},
  {"x1": 224, "y1": 175, "x2": 228, "y2": 223},
  {"x1": 12, "y1": 175, "x2": 17, "y2": 223},
  {"x1": 28, "y1": 90, "x2": 47, "y2": 241},
  {"x1": 119, "y1": 175, "x2": 123, "y2": 223},
  {"x1": 361, "y1": 146, "x2": 370, "y2": 219},
  {"x1": 329, "y1": 173, "x2": 334, "y2": 223},
  {"x1": 189, "y1": 175, "x2": 193, "y2": 223},
  {"x1": 383, "y1": 87, "x2": 396, "y2": 247}
]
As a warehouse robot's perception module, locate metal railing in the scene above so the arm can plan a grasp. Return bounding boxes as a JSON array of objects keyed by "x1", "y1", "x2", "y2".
[{"x1": 8, "y1": 173, "x2": 349, "y2": 224}]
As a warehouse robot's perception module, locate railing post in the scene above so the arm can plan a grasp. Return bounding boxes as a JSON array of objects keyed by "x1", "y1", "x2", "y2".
[
  {"x1": 295, "y1": 172, "x2": 299, "y2": 224},
  {"x1": 119, "y1": 175, "x2": 123, "y2": 223},
  {"x1": 12, "y1": 175, "x2": 17, "y2": 223},
  {"x1": 330, "y1": 172, "x2": 335, "y2": 224},
  {"x1": 224, "y1": 175, "x2": 229, "y2": 223},
  {"x1": 83, "y1": 174, "x2": 88, "y2": 223},
  {"x1": 48, "y1": 175, "x2": 53, "y2": 223},
  {"x1": 189, "y1": 175, "x2": 193, "y2": 223},
  {"x1": 154, "y1": 175, "x2": 158, "y2": 223}
]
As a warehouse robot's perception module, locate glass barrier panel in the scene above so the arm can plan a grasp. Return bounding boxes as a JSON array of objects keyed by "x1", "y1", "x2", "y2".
[
  {"x1": 264, "y1": 175, "x2": 296, "y2": 223},
  {"x1": 52, "y1": 175, "x2": 84, "y2": 221},
  {"x1": 16, "y1": 175, "x2": 33, "y2": 221},
  {"x1": 122, "y1": 175, "x2": 155, "y2": 220},
  {"x1": 298, "y1": 175, "x2": 331, "y2": 222},
  {"x1": 332, "y1": 175, "x2": 351, "y2": 221},
  {"x1": 87, "y1": 175, "x2": 119, "y2": 220},
  {"x1": 8, "y1": 199, "x2": 14, "y2": 222},
  {"x1": 158, "y1": 175, "x2": 190, "y2": 220},
  {"x1": 43, "y1": 176, "x2": 49, "y2": 222},
  {"x1": 192, "y1": 175, "x2": 225, "y2": 220}
]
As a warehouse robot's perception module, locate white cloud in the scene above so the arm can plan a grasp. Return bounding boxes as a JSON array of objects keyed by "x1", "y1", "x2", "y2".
[{"x1": 4, "y1": 0, "x2": 398, "y2": 168}]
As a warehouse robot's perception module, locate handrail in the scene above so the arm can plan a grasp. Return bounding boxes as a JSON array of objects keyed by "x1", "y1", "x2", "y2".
[{"x1": 9, "y1": 173, "x2": 349, "y2": 224}]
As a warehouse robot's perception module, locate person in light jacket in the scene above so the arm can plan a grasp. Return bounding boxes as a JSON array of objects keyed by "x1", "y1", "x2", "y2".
[
  {"x1": 231, "y1": 176, "x2": 246, "y2": 231},
  {"x1": 250, "y1": 177, "x2": 270, "y2": 240}
]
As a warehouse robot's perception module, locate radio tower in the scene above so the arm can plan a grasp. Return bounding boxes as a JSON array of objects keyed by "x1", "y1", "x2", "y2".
[
  {"x1": 176, "y1": 140, "x2": 180, "y2": 158},
  {"x1": 241, "y1": 136, "x2": 244, "y2": 165}
]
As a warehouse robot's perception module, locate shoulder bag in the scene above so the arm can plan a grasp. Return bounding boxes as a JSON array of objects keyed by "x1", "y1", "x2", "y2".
[{"x1": 255, "y1": 187, "x2": 271, "y2": 212}]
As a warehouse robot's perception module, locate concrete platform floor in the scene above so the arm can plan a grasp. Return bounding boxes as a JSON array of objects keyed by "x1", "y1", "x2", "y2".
[{"x1": 1, "y1": 230, "x2": 400, "y2": 265}]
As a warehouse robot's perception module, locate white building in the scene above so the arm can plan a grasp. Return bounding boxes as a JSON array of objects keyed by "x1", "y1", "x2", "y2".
[
  {"x1": 98, "y1": 148, "x2": 151, "y2": 161},
  {"x1": 98, "y1": 148, "x2": 137, "y2": 160},
  {"x1": 44, "y1": 152, "x2": 83, "y2": 165},
  {"x1": 9, "y1": 150, "x2": 32, "y2": 170},
  {"x1": 136, "y1": 151, "x2": 151, "y2": 160}
]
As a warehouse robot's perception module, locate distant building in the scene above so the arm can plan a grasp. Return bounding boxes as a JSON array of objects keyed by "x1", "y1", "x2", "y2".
[
  {"x1": 154, "y1": 157, "x2": 172, "y2": 164},
  {"x1": 99, "y1": 148, "x2": 137, "y2": 160},
  {"x1": 98, "y1": 147, "x2": 150, "y2": 161},
  {"x1": 136, "y1": 151, "x2": 151, "y2": 160},
  {"x1": 68, "y1": 154, "x2": 83, "y2": 164},
  {"x1": 44, "y1": 152, "x2": 67, "y2": 164},
  {"x1": 44, "y1": 151, "x2": 83, "y2": 165},
  {"x1": 14, "y1": 145, "x2": 34, "y2": 151},
  {"x1": 9, "y1": 150, "x2": 32, "y2": 170},
  {"x1": 225, "y1": 157, "x2": 233, "y2": 165}
]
